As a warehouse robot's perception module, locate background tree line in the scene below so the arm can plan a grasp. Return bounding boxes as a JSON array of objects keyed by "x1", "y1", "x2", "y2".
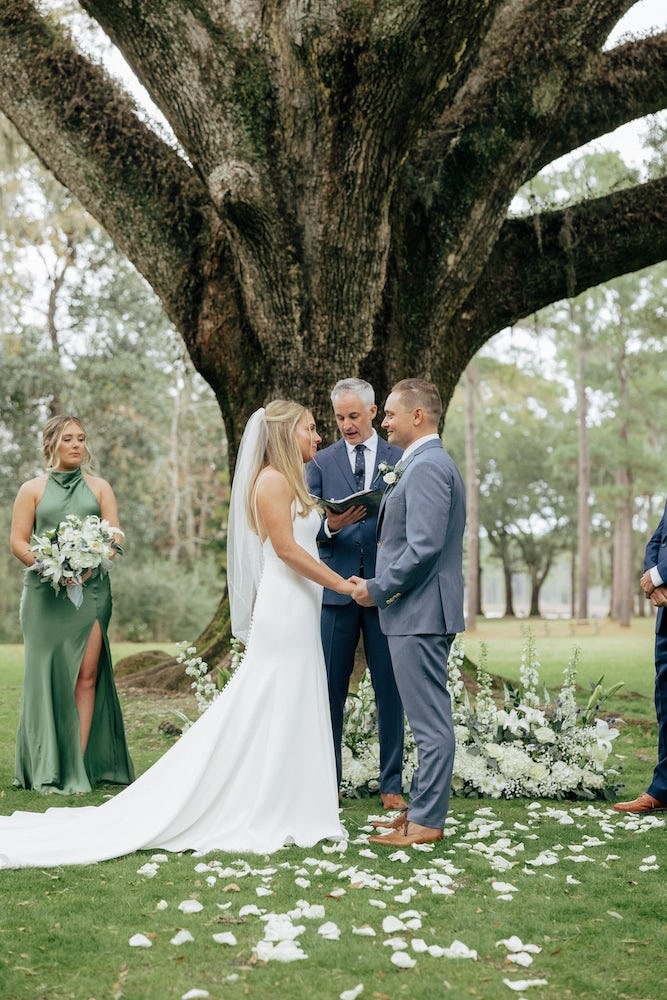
[{"x1": 0, "y1": 120, "x2": 226, "y2": 642}]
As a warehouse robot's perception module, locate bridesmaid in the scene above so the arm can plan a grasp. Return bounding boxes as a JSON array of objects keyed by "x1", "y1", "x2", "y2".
[{"x1": 9, "y1": 414, "x2": 134, "y2": 794}]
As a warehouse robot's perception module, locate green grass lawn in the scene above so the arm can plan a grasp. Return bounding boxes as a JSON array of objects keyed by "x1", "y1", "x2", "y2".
[{"x1": 0, "y1": 628, "x2": 664, "y2": 1000}]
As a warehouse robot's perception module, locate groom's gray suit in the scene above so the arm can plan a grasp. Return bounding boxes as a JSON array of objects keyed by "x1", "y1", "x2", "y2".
[{"x1": 367, "y1": 437, "x2": 466, "y2": 829}]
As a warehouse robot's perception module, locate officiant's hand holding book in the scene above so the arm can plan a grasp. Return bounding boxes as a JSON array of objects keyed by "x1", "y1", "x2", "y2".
[{"x1": 311, "y1": 487, "x2": 384, "y2": 518}]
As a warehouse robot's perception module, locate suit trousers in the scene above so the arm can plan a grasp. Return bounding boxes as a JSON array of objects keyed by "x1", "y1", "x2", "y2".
[
  {"x1": 387, "y1": 631, "x2": 456, "y2": 829},
  {"x1": 648, "y1": 630, "x2": 667, "y2": 800},
  {"x1": 320, "y1": 601, "x2": 404, "y2": 792}
]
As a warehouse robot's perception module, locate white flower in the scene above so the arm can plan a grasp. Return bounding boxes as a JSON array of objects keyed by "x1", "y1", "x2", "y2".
[{"x1": 30, "y1": 514, "x2": 122, "y2": 608}]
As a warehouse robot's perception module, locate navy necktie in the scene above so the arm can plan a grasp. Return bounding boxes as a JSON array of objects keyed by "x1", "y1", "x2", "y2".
[{"x1": 354, "y1": 444, "x2": 366, "y2": 490}]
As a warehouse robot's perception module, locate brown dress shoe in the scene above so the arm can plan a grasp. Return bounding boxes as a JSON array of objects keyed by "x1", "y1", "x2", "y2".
[
  {"x1": 612, "y1": 792, "x2": 667, "y2": 813},
  {"x1": 370, "y1": 808, "x2": 408, "y2": 830},
  {"x1": 381, "y1": 792, "x2": 408, "y2": 810},
  {"x1": 368, "y1": 820, "x2": 443, "y2": 847}
]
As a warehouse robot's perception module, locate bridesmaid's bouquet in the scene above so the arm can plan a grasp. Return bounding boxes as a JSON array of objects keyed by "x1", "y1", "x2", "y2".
[{"x1": 30, "y1": 514, "x2": 123, "y2": 608}]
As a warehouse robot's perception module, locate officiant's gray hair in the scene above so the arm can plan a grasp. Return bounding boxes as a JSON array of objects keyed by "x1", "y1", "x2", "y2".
[{"x1": 330, "y1": 378, "x2": 375, "y2": 409}]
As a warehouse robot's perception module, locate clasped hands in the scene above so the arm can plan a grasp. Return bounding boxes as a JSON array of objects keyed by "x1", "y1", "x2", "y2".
[
  {"x1": 640, "y1": 570, "x2": 667, "y2": 607},
  {"x1": 348, "y1": 575, "x2": 375, "y2": 607}
]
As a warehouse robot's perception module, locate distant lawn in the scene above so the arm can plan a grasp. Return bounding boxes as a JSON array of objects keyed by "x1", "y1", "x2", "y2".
[{"x1": 462, "y1": 615, "x2": 657, "y2": 724}]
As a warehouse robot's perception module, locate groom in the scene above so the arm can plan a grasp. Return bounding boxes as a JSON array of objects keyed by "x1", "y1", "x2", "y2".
[{"x1": 351, "y1": 378, "x2": 466, "y2": 846}]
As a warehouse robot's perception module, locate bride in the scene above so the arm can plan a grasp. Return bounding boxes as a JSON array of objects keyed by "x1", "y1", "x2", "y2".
[{"x1": 0, "y1": 400, "x2": 355, "y2": 867}]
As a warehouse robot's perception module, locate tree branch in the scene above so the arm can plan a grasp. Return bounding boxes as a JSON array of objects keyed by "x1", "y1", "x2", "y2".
[
  {"x1": 0, "y1": 0, "x2": 209, "y2": 336},
  {"x1": 453, "y1": 176, "x2": 667, "y2": 349},
  {"x1": 535, "y1": 34, "x2": 667, "y2": 173}
]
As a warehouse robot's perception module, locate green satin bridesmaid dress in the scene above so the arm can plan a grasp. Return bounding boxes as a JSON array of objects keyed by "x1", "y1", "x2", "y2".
[{"x1": 14, "y1": 467, "x2": 135, "y2": 794}]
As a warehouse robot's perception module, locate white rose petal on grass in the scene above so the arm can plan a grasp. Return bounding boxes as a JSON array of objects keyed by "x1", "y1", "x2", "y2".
[
  {"x1": 391, "y1": 951, "x2": 416, "y2": 968},
  {"x1": 263, "y1": 916, "x2": 305, "y2": 941},
  {"x1": 442, "y1": 940, "x2": 478, "y2": 960},
  {"x1": 212, "y1": 931, "x2": 238, "y2": 946},
  {"x1": 136, "y1": 862, "x2": 159, "y2": 878},
  {"x1": 340, "y1": 985, "x2": 364, "y2": 1000},
  {"x1": 328, "y1": 887, "x2": 346, "y2": 897},
  {"x1": 353, "y1": 925, "x2": 377, "y2": 937},
  {"x1": 156, "y1": 899, "x2": 169, "y2": 910},
  {"x1": 368, "y1": 898, "x2": 387, "y2": 909},
  {"x1": 239, "y1": 904, "x2": 265, "y2": 917},
  {"x1": 171, "y1": 929, "x2": 195, "y2": 945},
  {"x1": 507, "y1": 952, "x2": 533, "y2": 967},
  {"x1": 607, "y1": 910, "x2": 623, "y2": 920},
  {"x1": 254, "y1": 939, "x2": 308, "y2": 963},
  {"x1": 503, "y1": 978, "x2": 549, "y2": 991},
  {"x1": 383, "y1": 937, "x2": 409, "y2": 951},
  {"x1": 642, "y1": 854, "x2": 657, "y2": 864},
  {"x1": 181, "y1": 990, "x2": 209, "y2": 1000},
  {"x1": 411, "y1": 939, "x2": 429, "y2": 953},
  {"x1": 382, "y1": 915, "x2": 407, "y2": 933},
  {"x1": 496, "y1": 937, "x2": 542, "y2": 955},
  {"x1": 256, "y1": 886, "x2": 274, "y2": 896},
  {"x1": 151, "y1": 853, "x2": 169, "y2": 862},
  {"x1": 492, "y1": 881, "x2": 519, "y2": 894},
  {"x1": 295, "y1": 877, "x2": 311, "y2": 888},
  {"x1": 178, "y1": 899, "x2": 203, "y2": 913},
  {"x1": 129, "y1": 933, "x2": 152, "y2": 948},
  {"x1": 388, "y1": 850, "x2": 411, "y2": 863},
  {"x1": 318, "y1": 921, "x2": 341, "y2": 940}
]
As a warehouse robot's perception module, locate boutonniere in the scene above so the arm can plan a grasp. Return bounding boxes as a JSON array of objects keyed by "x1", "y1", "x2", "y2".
[{"x1": 374, "y1": 461, "x2": 402, "y2": 486}]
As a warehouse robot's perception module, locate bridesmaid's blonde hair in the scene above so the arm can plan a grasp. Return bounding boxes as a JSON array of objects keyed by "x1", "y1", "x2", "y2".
[
  {"x1": 42, "y1": 414, "x2": 93, "y2": 470},
  {"x1": 246, "y1": 399, "x2": 318, "y2": 533}
]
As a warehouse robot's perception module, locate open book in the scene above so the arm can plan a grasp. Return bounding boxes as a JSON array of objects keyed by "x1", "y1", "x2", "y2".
[{"x1": 311, "y1": 488, "x2": 384, "y2": 517}]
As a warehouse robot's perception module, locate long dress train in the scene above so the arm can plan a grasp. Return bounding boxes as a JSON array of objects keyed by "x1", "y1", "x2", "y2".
[
  {"x1": 14, "y1": 467, "x2": 134, "y2": 794},
  {"x1": 0, "y1": 507, "x2": 343, "y2": 867}
]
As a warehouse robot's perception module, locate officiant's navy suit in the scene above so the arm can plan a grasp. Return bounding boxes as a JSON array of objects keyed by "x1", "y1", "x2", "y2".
[
  {"x1": 368, "y1": 437, "x2": 466, "y2": 829},
  {"x1": 307, "y1": 435, "x2": 405, "y2": 793}
]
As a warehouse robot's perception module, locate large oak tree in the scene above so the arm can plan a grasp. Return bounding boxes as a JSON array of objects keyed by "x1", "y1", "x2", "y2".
[
  {"x1": 1, "y1": 1, "x2": 665, "y2": 667},
  {"x1": 1, "y1": 1, "x2": 665, "y2": 443}
]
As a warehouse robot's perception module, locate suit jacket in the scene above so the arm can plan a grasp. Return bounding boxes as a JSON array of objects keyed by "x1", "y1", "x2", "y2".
[
  {"x1": 307, "y1": 435, "x2": 402, "y2": 605},
  {"x1": 645, "y1": 500, "x2": 667, "y2": 636},
  {"x1": 367, "y1": 438, "x2": 466, "y2": 636}
]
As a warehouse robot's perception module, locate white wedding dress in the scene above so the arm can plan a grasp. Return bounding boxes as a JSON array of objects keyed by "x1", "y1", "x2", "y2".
[{"x1": 0, "y1": 508, "x2": 344, "y2": 867}]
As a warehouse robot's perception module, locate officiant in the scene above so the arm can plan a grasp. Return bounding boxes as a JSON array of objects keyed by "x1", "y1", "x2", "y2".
[{"x1": 306, "y1": 378, "x2": 405, "y2": 809}]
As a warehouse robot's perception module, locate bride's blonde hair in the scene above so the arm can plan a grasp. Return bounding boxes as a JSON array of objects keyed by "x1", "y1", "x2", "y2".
[{"x1": 246, "y1": 399, "x2": 319, "y2": 533}]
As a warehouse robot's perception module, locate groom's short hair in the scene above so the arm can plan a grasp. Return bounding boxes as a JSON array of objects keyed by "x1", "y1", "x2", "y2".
[
  {"x1": 331, "y1": 378, "x2": 375, "y2": 409},
  {"x1": 392, "y1": 379, "x2": 442, "y2": 427}
]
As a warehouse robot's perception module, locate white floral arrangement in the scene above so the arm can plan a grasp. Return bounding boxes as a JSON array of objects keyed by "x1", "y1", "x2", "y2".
[
  {"x1": 30, "y1": 513, "x2": 122, "y2": 608},
  {"x1": 171, "y1": 638, "x2": 244, "y2": 730},
  {"x1": 340, "y1": 631, "x2": 623, "y2": 801}
]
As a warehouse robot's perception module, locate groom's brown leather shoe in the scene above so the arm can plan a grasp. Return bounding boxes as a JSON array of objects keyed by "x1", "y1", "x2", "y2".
[
  {"x1": 370, "y1": 808, "x2": 408, "y2": 830},
  {"x1": 612, "y1": 792, "x2": 667, "y2": 813},
  {"x1": 368, "y1": 820, "x2": 443, "y2": 847},
  {"x1": 381, "y1": 792, "x2": 407, "y2": 810}
]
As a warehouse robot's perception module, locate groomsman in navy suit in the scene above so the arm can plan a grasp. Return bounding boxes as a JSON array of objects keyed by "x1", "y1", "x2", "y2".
[
  {"x1": 307, "y1": 378, "x2": 406, "y2": 810},
  {"x1": 614, "y1": 501, "x2": 667, "y2": 814}
]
